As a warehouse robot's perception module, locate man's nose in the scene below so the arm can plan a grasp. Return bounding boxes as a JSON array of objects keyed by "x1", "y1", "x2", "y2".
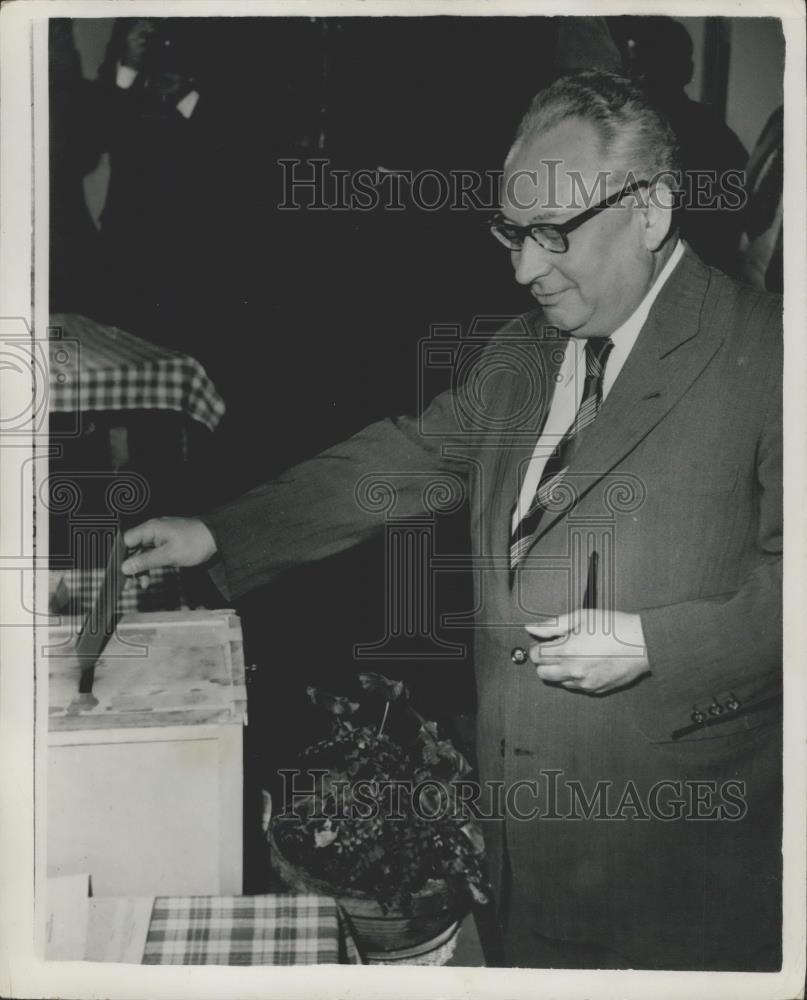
[{"x1": 512, "y1": 237, "x2": 555, "y2": 286}]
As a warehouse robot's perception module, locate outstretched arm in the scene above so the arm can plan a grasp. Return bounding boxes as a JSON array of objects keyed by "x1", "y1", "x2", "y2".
[{"x1": 122, "y1": 388, "x2": 471, "y2": 598}]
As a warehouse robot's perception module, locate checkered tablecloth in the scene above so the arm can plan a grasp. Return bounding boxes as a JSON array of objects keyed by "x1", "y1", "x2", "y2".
[
  {"x1": 49, "y1": 566, "x2": 188, "y2": 616},
  {"x1": 142, "y1": 894, "x2": 361, "y2": 965},
  {"x1": 49, "y1": 313, "x2": 226, "y2": 432}
]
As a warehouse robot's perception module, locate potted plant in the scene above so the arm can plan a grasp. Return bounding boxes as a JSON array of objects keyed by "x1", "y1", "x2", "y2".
[{"x1": 265, "y1": 672, "x2": 492, "y2": 964}]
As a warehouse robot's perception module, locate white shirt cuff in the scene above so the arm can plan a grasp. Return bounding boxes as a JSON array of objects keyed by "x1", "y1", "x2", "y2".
[
  {"x1": 115, "y1": 62, "x2": 139, "y2": 90},
  {"x1": 176, "y1": 90, "x2": 200, "y2": 120}
]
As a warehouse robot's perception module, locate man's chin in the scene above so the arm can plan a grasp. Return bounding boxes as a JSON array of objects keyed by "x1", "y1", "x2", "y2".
[{"x1": 539, "y1": 302, "x2": 584, "y2": 334}]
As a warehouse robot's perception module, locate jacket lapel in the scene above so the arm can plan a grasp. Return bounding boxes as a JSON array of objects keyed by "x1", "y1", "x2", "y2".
[
  {"x1": 486, "y1": 317, "x2": 570, "y2": 564},
  {"x1": 515, "y1": 246, "x2": 724, "y2": 553}
]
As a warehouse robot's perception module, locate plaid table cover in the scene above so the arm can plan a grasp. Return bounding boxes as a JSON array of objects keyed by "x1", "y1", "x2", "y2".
[
  {"x1": 49, "y1": 566, "x2": 188, "y2": 616},
  {"x1": 142, "y1": 894, "x2": 361, "y2": 965},
  {"x1": 49, "y1": 313, "x2": 226, "y2": 432}
]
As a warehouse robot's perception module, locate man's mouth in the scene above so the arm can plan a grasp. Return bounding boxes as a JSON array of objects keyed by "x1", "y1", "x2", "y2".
[{"x1": 532, "y1": 287, "x2": 570, "y2": 305}]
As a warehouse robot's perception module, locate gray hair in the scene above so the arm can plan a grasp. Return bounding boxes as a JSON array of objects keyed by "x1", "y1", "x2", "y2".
[{"x1": 508, "y1": 71, "x2": 683, "y2": 192}]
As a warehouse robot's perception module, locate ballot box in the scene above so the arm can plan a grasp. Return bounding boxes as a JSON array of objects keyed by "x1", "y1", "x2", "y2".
[{"x1": 46, "y1": 610, "x2": 247, "y2": 897}]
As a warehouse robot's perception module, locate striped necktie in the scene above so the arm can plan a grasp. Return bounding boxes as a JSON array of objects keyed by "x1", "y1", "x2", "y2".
[{"x1": 509, "y1": 336, "x2": 614, "y2": 570}]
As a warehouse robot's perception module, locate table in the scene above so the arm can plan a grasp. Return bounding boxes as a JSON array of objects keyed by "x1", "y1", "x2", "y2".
[
  {"x1": 47, "y1": 879, "x2": 361, "y2": 965},
  {"x1": 47, "y1": 313, "x2": 227, "y2": 614},
  {"x1": 49, "y1": 312, "x2": 226, "y2": 433},
  {"x1": 141, "y1": 894, "x2": 361, "y2": 965},
  {"x1": 49, "y1": 884, "x2": 482, "y2": 966}
]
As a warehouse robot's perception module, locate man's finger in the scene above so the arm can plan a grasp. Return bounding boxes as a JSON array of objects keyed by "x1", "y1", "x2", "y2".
[
  {"x1": 528, "y1": 642, "x2": 565, "y2": 665},
  {"x1": 535, "y1": 662, "x2": 574, "y2": 683},
  {"x1": 525, "y1": 624, "x2": 567, "y2": 639},
  {"x1": 525, "y1": 611, "x2": 576, "y2": 639},
  {"x1": 123, "y1": 520, "x2": 163, "y2": 551},
  {"x1": 122, "y1": 546, "x2": 171, "y2": 576}
]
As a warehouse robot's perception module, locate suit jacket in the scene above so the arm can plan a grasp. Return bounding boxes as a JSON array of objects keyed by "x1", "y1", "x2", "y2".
[{"x1": 203, "y1": 246, "x2": 783, "y2": 970}]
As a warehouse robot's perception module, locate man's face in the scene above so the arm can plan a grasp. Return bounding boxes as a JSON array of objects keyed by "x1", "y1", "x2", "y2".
[{"x1": 501, "y1": 118, "x2": 659, "y2": 338}]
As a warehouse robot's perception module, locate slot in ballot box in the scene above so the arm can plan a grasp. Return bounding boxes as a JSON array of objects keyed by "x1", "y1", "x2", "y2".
[{"x1": 46, "y1": 610, "x2": 247, "y2": 897}]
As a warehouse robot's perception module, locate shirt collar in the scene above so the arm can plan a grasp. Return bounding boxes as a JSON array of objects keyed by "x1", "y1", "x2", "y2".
[{"x1": 608, "y1": 239, "x2": 684, "y2": 351}]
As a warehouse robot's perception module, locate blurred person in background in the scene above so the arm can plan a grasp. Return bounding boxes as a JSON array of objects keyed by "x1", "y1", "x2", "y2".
[
  {"x1": 611, "y1": 16, "x2": 748, "y2": 274},
  {"x1": 49, "y1": 19, "x2": 106, "y2": 315},
  {"x1": 737, "y1": 105, "x2": 783, "y2": 293},
  {"x1": 95, "y1": 18, "x2": 219, "y2": 355}
]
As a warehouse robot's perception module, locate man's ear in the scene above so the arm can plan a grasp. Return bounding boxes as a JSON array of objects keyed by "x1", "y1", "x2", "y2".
[{"x1": 642, "y1": 180, "x2": 675, "y2": 251}]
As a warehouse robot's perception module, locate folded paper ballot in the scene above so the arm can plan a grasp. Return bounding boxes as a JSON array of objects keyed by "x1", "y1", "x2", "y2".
[
  {"x1": 45, "y1": 873, "x2": 90, "y2": 960},
  {"x1": 46, "y1": 874, "x2": 153, "y2": 963},
  {"x1": 86, "y1": 897, "x2": 154, "y2": 963},
  {"x1": 74, "y1": 529, "x2": 128, "y2": 694}
]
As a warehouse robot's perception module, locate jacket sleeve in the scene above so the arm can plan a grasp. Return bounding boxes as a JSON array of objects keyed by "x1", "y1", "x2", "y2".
[
  {"x1": 639, "y1": 355, "x2": 782, "y2": 740},
  {"x1": 199, "y1": 316, "x2": 540, "y2": 600},
  {"x1": 199, "y1": 386, "x2": 471, "y2": 602}
]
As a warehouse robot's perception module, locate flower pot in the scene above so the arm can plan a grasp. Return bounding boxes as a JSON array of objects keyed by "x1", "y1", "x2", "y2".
[{"x1": 267, "y1": 821, "x2": 467, "y2": 963}]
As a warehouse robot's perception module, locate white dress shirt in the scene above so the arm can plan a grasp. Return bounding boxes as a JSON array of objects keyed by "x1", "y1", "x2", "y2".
[
  {"x1": 512, "y1": 240, "x2": 685, "y2": 531},
  {"x1": 115, "y1": 62, "x2": 200, "y2": 119}
]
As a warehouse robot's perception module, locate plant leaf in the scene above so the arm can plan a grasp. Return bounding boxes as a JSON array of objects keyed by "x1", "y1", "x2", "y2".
[
  {"x1": 460, "y1": 822, "x2": 486, "y2": 854},
  {"x1": 469, "y1": 882, "x2": 490, "y2": 905},
  {"x1": 307, "y1": 686, "x2": 360, "y2": 717},
  {"x1": 314, "y1": 826, "x2": 339, "y2": 848},
  {"x1": 419, "y1": 720, "x2": 439, "y2": 741},
  {"x1": 357, "y1": 672, "x2": 408, "y2": 702}
]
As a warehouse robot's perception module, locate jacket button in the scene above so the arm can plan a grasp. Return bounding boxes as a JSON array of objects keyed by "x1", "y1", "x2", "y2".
[
  {"x1": 726, "y1": 694, "x2": 740, "y2": 711},
  {"x1": 691, "y1": 707, "x2": 705, "y2": 724},
  {"x1": 708, "y1": 700, "x2": 724, "y2": 717},
  {"x1": 510, "y1": 646, "x2": 528, "y2": 665}
]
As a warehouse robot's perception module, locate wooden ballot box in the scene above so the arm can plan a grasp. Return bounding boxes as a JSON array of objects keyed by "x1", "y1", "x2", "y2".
[{"x1": 46, "y1": 610, "x2": 247, "y2": 897}]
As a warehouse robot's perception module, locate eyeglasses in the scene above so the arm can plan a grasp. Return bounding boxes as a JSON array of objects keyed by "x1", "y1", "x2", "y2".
[{"x1": 489, "y1": 179, "x2": 649, "y2": 254}]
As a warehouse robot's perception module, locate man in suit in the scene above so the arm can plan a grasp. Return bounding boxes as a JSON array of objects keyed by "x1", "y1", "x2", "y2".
[{"x1": 122, "y1": 72, "x2": 782, "y2": 971}]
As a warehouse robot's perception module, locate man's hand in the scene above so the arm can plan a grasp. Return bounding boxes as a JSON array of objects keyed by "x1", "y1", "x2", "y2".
[
  {"x1": 121, "y1": 518, "x2": 217, "y2": 576},
  {"x1": 526, "y1": 610, "x2": 650, "y2": 695}
]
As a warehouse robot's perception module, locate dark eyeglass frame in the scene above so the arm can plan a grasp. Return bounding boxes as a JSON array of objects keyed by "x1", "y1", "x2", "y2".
[{"x1": 490, "y1": 179, "x2": 650, "y2": 254}]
